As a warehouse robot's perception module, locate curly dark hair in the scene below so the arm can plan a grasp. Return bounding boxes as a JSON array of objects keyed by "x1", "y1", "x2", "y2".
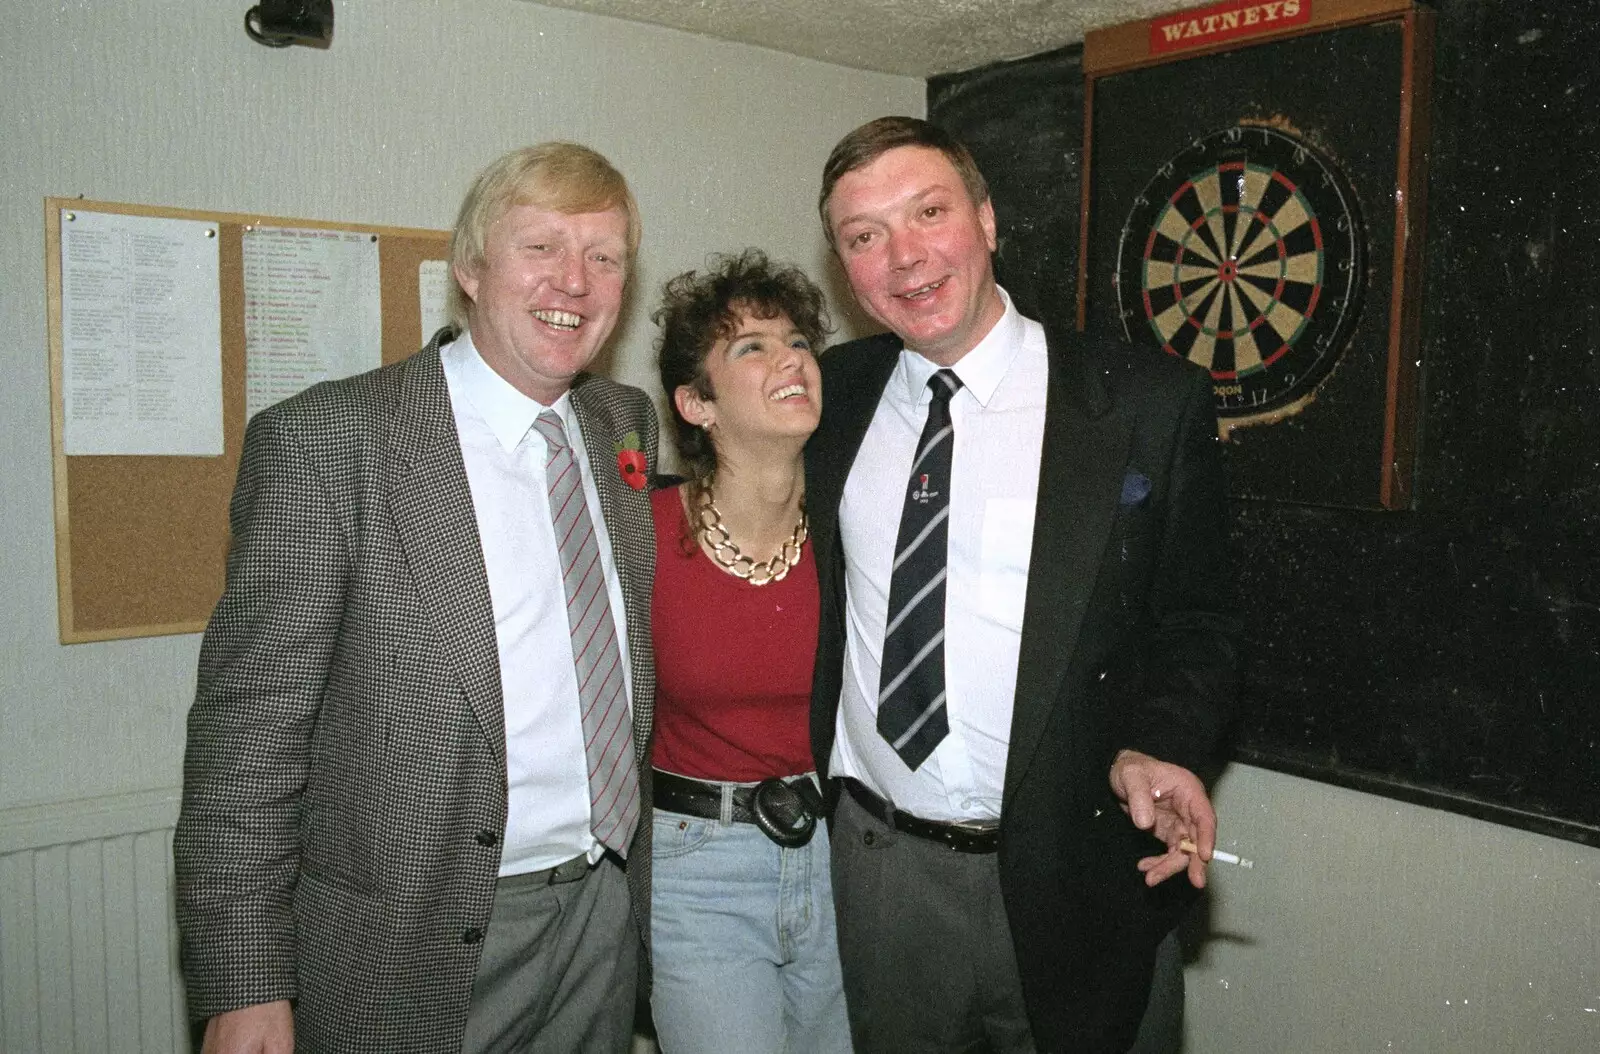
[{"x1": 653, "y1": 248, "x2": 831, "y2": 484}]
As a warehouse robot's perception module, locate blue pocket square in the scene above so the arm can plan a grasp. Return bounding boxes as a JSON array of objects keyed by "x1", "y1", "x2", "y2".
[{"x1": 1119, "y1": 471, "x2": 1152, "y2": 506}]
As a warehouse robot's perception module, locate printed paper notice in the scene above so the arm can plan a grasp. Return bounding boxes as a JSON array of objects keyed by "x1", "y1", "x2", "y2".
[
  {"x1": 419, "y1": 259, "x2": 451, "y2": 347},
  {"x1": 61, "y1": 210, "x2": 223, "y2": 456},
  {"x1": 243, "y1": 226, "x2": 382, "y2": 420}
]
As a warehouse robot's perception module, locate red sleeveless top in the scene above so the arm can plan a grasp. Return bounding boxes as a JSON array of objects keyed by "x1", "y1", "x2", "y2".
[{"x1": 649, "y1": 485, "x2": 818, "y2": 782}]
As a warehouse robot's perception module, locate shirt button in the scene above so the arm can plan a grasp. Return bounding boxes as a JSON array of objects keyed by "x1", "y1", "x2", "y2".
[
  {"x1": 461, "y1": 927, "x2": 485, "y2": 945},
  {"x1": 474, "y1": 830, "x2": 498, "y2": 847}
]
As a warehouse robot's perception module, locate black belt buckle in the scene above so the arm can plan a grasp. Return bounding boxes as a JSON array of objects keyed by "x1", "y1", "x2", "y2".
[{"x1": 749, "y1": 776, "x2": 823, "y2": 848}]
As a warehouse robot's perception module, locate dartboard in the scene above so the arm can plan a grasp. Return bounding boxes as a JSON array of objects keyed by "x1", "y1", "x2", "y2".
[{"x1": 1114, "y1": 124, "x2": 1366, "y2": 431}]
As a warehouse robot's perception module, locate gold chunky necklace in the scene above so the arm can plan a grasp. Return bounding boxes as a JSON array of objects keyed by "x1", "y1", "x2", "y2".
[{"x1": 694, "y1": 483, "x2": 808, "y2": 586}]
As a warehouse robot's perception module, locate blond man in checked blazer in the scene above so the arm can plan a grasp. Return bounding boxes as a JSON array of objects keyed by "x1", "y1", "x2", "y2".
[{"x1": 176, "y1": 144, "x2": 658, "y2": 1054}]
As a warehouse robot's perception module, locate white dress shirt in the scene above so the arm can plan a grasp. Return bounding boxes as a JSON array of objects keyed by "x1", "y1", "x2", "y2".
[
  {"x1": 833, "y1": 287, "x2": 1047, "y2": 822},
  {"x1": 441, "y1": 332, "x2": 633, "y2": 874}
]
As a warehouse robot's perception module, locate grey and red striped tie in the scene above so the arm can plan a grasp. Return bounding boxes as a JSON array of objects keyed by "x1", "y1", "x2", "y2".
[
  {"x1": 533, "y1": 410, "x2": 639, "y2": 857},
  {"x1": 877, "y1": 369, "x2": 963, "y2": 770}
]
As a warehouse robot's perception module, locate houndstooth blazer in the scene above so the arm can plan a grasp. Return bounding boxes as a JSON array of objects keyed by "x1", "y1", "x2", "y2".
[{"x1": 174, "y1": 330, "x2": 658, "y2": 1053}]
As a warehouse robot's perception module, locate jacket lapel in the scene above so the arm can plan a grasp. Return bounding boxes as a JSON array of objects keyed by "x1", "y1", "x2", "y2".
[
  {"x1": 1004, "y1": 343, "x2": 1130, "y2": 807},
  {"x1": 569, "y1": 380, "x2": 657, "y2": 773},
  {"x1": 385, "y1": 340, "x2": 507, "y2": 765},
  {"x1": 809, "y1": 336, "x2": 902, "y2": 555},
  {"x1": 568, "y1": 388, "x2": 635, "y2": 611}
]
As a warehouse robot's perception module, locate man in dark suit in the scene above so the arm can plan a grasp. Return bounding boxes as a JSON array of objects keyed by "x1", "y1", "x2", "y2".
[
  {"x1": 807, "y1": 116, "x2": 1239, "y2": 1054},
  {"x1": 175, "y1": 143, "x2": 657, "y2": 1054}
]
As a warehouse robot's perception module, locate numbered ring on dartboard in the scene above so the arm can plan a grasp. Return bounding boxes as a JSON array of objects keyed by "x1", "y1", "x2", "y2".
[{"x1": 1114, "y1": 123, "x2": 1367, "y2": 437}]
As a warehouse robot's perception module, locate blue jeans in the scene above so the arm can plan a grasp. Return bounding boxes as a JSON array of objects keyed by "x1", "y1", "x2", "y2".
[{"x1": 651, "y1": 790, "x2": 853, "y2": 1054}]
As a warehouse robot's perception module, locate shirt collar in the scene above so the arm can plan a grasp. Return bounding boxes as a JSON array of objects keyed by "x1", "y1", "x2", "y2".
[
  {"x1": 896, "y1": 285, "x2": 1022, "y2": 409},
  {"x1": 443, "y1": 329, "x2": 571, "y2": 453}
]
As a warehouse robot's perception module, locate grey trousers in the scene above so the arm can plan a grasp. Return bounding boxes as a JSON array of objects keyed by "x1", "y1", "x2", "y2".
[
  {"x1": 830, "y1": 791, "x2": 1183, "y2": 1054},
  {"x1": 460, "y1": 855, "x2": 639, "y2": 1054}
]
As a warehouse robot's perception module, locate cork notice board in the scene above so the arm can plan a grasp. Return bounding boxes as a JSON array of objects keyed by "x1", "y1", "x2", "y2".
[{"x1": 46, "y1": 198, "x2": 450, "y2": 643}]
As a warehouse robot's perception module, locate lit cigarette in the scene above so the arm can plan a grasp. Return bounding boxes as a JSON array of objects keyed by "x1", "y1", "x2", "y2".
[{"x1": 1179, "y1": 838, "x2": 1254, "y2": 868}]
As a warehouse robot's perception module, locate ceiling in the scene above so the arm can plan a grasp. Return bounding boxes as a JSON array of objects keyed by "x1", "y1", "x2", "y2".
[{"x1": 517, "y1": 0, "x2": 1214, "y2": 78}]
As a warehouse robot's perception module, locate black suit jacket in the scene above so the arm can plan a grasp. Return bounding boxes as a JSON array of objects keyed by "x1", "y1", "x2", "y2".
[{"x1": 806, "y1": 325, "x2": 1239, "y2": 1053}]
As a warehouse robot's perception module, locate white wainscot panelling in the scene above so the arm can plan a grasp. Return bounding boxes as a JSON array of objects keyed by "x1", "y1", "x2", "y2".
[
  {"x1": 0, "y1": 796, "x2": 663, "y2": 1054},
  {"x1": 0, "y1": 796, "x2": 186, "y2": 1054}
]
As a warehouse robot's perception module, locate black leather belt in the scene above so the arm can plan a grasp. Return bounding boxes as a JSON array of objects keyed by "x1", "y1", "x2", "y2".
[
  {"x1": 654, "y1": 769, "x2": 761, "y2": 824},
  {"x1": 654, "y1": 769, "x2": 823, "y2": 847},
  {"x1": 840, "y1": 777, "x2": 1001, "y2": 854}
]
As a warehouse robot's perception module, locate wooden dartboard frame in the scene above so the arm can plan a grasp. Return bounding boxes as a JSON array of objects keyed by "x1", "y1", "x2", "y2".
[{"x1": 1078, "y1": 0, "x2": 1433, "y2": 510}]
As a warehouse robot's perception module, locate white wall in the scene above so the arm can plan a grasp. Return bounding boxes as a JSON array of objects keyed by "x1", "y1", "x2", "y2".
[
  {"x1": 0, "y1": 2, "x2": 919, "y2": 1049},
  {"x1": 1190, "y1": 766, "x2": 1600, "y2": 1053}
]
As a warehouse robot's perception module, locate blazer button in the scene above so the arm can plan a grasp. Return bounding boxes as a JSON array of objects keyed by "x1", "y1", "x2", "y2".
[
  {"x1": 475, "y1": 830, "x2": 498, "y2": 847},
  {"x1": 461, "y1": 927, "x2": 485, "y2": 945},
  {"x1": 862, "y1": 831, "x2": 876, "y2": 847}
]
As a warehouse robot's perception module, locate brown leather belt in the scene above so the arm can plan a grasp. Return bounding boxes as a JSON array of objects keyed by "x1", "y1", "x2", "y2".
[{"x1": 840, "y1": 777, "x2": 1001, "y2": 854}]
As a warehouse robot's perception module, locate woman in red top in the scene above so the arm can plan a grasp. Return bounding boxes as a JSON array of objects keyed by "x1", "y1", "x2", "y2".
[{"x1": 647, "y1": 249, "x2": 851, "y2": 1053}]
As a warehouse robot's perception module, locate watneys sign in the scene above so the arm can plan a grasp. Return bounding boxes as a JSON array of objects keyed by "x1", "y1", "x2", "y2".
[{"x1": 1150, "y1": 0, "x2": 1312, "y2": 55}]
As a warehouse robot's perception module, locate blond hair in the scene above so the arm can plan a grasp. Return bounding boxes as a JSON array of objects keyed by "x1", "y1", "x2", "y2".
[{"x1": 446, "y1": 142, "x2": 641, "y2": 330}]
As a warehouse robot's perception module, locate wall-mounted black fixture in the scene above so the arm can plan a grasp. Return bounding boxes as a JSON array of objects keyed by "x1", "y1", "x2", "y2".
[{"x1": 245, "y1": 1, "x2": 334, "y2": 49}]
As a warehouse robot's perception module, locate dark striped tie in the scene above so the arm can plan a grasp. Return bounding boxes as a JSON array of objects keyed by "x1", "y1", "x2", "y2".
[
  {"x1": 533, "y1": 410, "x2": 639, "y2": 857},
  {"x1": 877, "y1": 369, "x2": 963, "y2": 770}
]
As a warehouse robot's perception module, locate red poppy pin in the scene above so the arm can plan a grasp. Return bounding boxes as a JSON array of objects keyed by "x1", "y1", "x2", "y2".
[{"x1": 615, "y1": 432, "x2": 647, "y2": 490}]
